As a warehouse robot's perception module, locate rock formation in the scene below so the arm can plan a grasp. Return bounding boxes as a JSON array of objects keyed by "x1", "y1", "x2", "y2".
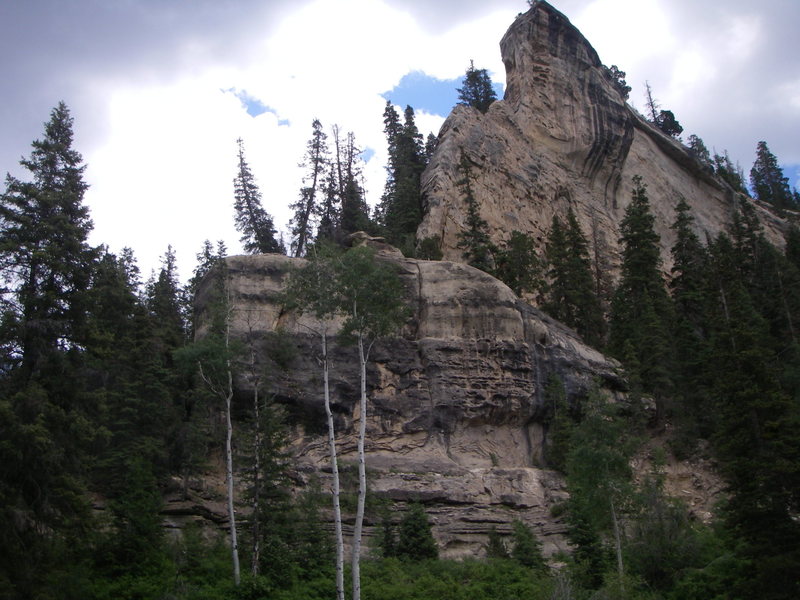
[
  {"x1": 417, "y1": 1, "x2": 787, "y2": 275},
  {"x1": 191, "y1": 237, "x2": 719, "y2": 558},
  {"x1": 188, "y1": 1, "x2": 742, "y2": 559}
]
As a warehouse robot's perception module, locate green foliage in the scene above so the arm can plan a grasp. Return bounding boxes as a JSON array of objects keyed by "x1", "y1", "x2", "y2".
[
  {"x1": 544, "y1": 209, "x2": 606, "y2": 348},
  {"x1": 495, "y1": 230, "x2": 544, "y2": 297},
  {"x1": 510, "y1": 520, "x2": 547, "y2": 571},
  {"x1": 457, "y1": 60, "x2": 498, "y2": 113},
  {"x1": 485, "y1": 526, "x2": 509, "y2": 559},
  {"x1": 416, "y1": 236, "x2": 443, "y2": 261},
  {"x1": 543, "y1": 374, "x2": 573, "y2": 471},
  {"x1": 605, "y1": 64, "x2": 631, "y2": 100},
  {"x1": 395, "y1": 502, "x2": 438, "y2": 561},
  {"x1": 379, "y1": 103, "x2": 426, "y2": 247},
  {"x1": 712, "y1": 150, "x2": 747, "y2": 193},
  {"x1": 750, "y1": 140, "x2": 795, "y2": 210},
  {"x1": 335, "y1": 246, "x2": 409, "y2": 344},
  {"x1": 655, "y1": 109, "x2": 683, "y2": 138},
  {"x1": 609, "y1": 176, "x2": 674, "y2": 411},
  {"x1": 291, "y1": 119, "x2": 329, "y2": 257},
  {"x1": 0, "y1": 101, "x2": 95, "y2": 381},
  {"x1": 455, "y1": 152, "x2": 497, "y2": 272},
  {"x1": 233, "y1": 137, "x2": 282, "y2": 254}
]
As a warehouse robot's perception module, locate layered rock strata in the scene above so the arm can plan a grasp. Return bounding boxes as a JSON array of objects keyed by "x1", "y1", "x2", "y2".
[{"x1": 191, "y1": 239, "x2": 723, "y2": 558}]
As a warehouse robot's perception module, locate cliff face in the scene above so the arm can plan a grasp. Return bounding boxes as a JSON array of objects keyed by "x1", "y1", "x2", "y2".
[
  {"x1": 192, "y1": 237, "x2": 722, "y2": 557},
  {"x1": 417, "y1": 1, "x2": 786, "y2": 273},
  {"x1": 193, "y1": 242, "x2": 623, "y2": 557}
]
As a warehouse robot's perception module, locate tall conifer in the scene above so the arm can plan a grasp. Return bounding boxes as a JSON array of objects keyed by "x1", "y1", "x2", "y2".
[{"x1": 233, "y1": 138, "x2": 281, "y2": 254}]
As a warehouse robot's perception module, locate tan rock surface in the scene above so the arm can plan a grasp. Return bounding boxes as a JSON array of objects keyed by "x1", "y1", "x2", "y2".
[
  {"x1": 192, "y1": 241, "x2": 623, "y2": 557},
  {"x1": 417, "y1": 1, "x2": 787, "y2": 278}
]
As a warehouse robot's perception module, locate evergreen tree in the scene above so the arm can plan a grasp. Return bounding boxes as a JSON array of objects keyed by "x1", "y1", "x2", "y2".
[
  {"x1": 337, "y1": 131, "x2": 372, "y2": 237},
  {"x1": 0, "y1": 101, "x2": 95, "y2": 381},
  {"x1": 379, "y1": 102, "x2": 426, "y2": 251},
  {"x1": 609, "y1": 176, "x2": 674, "y2": 415},
  {"x1": 750, "y1": 140, "x2": 794, "y2": 210},
  {"x1": 510, "y1": 520, "x2": 547, "y2": 571},
  {"x1": 686, "y1": 134, "x2": 711, "y2": 168},
  {"x1": 291, "y1": 119, "x2": 329, "y2": 257},
  {"x1": 544, "y1": 209, "x2": 605, "y2": 348},
  {"x1": 0, "y1": 102, "x2": 99, "y2": 596},
  {"x1": 485, "y1": 526, "x2": 509, "y2": 559},
  {"x1": 145, "y1": 245, "x2": 187, "y2": 360},
  {"x1": 316, "y1": 165, "x2": 340, "y2": 244},
  {"x1": 424, "y1": 132, "x2": 438, "y2": 163},
  {"x1": 457, "y1": 60, "x2": 497, "y2": 113},
  {"x1": 495, "y1": 230, "x2": 544, "y2": 297},
  {"x1": 395, "y1": 503, "x2": 438, "y2": 561},
  {"x1": 655, "y1": 110, "x2": 683, "y2": 138},
  {"x1": 669, "y1": 199, "x2": 710, "y2": 439},
  {"x1": 606, "y1": 65, "x2": 631, "y2": 100},
  {"x1": 643, "y1": 82, "x2": 683, "y2": 137},
  {"x1": 233, "y1": 138, "x2": 281, "y2": 254},
  {"x1": 703, "y1": 233, "x2": 800, "y2": 599},
  {"x1": 455, "y1": 152, "x2": 496, "y2": 272},
  {"x1": 713, "y1": 150, "x2": 747, "y2": 193}
]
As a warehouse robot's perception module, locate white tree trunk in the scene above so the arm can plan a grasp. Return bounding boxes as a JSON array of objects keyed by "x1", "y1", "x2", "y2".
[
  {"x1": 225, "y1": 360, "x2": 241, "y2": 586},
  {"x1": 251, "y1": 381, "x2": 261, "y2": 576},
  {"x1": 322, "y1": 331, "x2": 345, "y2": 600},
  {"x1": 610, "y1": 496, "x2": 624, "y2": 592},
  {"x1": 351, "y1": 333, "x2": 368, "y2": 600}
]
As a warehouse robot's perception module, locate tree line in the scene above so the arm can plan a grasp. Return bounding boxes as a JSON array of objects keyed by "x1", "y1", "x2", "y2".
[{"x1": 2, "y1": 62, "x2": 799, "y2": 598}]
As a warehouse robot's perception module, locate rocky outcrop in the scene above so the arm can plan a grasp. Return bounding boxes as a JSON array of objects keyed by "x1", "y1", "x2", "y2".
[
  {"x1": 192, "y1": 237, "x2": 723, "y2": 557},
  {"x1": 193, "y1": 240, "x2": 624, "y2": 557},
  {"x1": 417, "y1": 0, "x2": 787, "y2": 275}
]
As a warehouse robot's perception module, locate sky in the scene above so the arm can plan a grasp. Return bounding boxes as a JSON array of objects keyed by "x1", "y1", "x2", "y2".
[{"x1": 1, "y1": 0, "x2": 798, "y2": 281}]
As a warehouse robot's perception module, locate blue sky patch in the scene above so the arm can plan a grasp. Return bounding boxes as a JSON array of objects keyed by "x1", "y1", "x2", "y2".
[
  {"x1": 362, "y1": 147, "x2": 375, "y2": 163},
  {"x1": 785, "y1": 163, "x2": 800, "y2": 192},
  {"x1": 225, "y1": 88, "x2": 289, "y2": 125},
  {"x1": 382, "y1": 70, "x2": 503, "y2": 117}
]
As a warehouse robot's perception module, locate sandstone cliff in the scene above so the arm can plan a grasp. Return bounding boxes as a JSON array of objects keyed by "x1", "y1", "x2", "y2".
[
  {"x1": 417, "y1": 0, "x2": 787, "y2": 275},
  {"x1": 190, "y1": 237, "x2": 719, "y2": 558}
]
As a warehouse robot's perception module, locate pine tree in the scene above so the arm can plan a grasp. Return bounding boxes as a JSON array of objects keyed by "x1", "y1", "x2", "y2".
[
  {"x1": 544, "y1": 209, "x2": 605, "y2": 348},
  {"x1": 337, "y1": 131, "x2": 372, "y2": 237},
  {"x1": 713, "y1": 151, "x2": 747, "y2": 193},
  {"x1": 291, "y1": 119, "x2": 329, "y2": 257},
  {"x1": 609, "y1": 176, "x2": 674, "y2": 413},
  {"x1": 669, "y1": 199, "x2": 710, "y2": 439},
  {"x1": 0, "y1": 102, "x2": 99, "y2": 595},
  {"x1": 0, "y1": 101, "x2": 95, "y2": 381},
  {"x1": 457, "y1": 60, "x2": 497, "y2": 113},
  {"x1": 703, "y1": 233, "x2": 800, "y2": 599},
  {"x1": 686, "y1": 135, "x2": 711, "y2": 168},
  {"x1": 145, "y1": 245, "x2": 187, "y2": 359},
  {"x1": 485, "y1": 526, "x2": 509, "y2": 559},
  {"x1": 750, "y1": 140, "x2": 794, "y2": 210},
  {"x1": 455, "y1": 152, "x2": 496, "y2": 272},
  {"x1": 379, "y1": 102, "x2": 426, "y2": 251},
  {"x1": 510, "y1": 520, "x2": 547, "y2": 571},
  {"x1": 233, "y1": 138, "x2": 281, "y2": 254},
  {"x1": 495, "y1": 230, "x2": 543, "y2": 297},
  {"x1": 395, "y1": 502, "x2": 438, "y2": 561}
]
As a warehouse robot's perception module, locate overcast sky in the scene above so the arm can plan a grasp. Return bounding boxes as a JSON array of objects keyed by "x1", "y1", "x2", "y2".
[{"x1": 2, "y1": 0, "x2": 798, "y2": 281}]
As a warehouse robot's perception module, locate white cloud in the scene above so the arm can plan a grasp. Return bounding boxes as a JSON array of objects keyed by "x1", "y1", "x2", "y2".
[{"x1": 5, "y1": 0, "x2": 800, "y2": 279}]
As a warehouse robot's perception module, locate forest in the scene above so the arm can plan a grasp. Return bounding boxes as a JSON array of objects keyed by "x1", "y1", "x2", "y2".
[{"x1": 1, "y1": 61, "x2": 800, "y2": 600}]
